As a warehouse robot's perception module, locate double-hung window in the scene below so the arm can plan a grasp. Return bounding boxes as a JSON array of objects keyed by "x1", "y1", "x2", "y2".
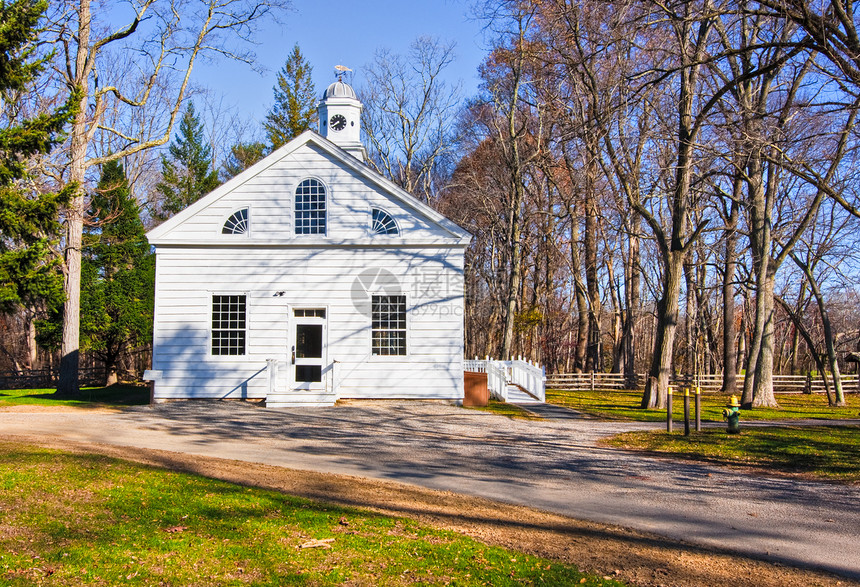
[
  {"x1": 211, "y1": 294, "x2": 246, "y2": 355},
  {"x1": 371, "y1": 295, "x2": 406, "y2": 356}
]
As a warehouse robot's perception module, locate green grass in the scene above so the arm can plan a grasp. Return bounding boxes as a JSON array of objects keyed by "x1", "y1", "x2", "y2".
[
  {"x1": 604, "y1": 426, "x2": 860, "y2": 482},
  {"x1": 464, "y1": 399, "x2": 542, "y2": 420},
  {"x1": 546, "y1": 389, "x2": 860, "y2": 422},
  {"x1": 0, "y1": 443, "x2": 623, "y2": 586},
  {"x1": 0, "y1": 385, "x2": 149, "y2": 408}
]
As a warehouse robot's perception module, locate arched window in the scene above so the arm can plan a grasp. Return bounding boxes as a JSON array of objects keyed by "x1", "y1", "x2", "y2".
[
  {"x1": 371, "y1": 208, "x2": 399, "y2": 235},
  {"x1": 222, "y1": 208, "x2": 249, "y2": 235},
  {"x1": 295, "y1": 178, "x2": 327, "y2": 235}
]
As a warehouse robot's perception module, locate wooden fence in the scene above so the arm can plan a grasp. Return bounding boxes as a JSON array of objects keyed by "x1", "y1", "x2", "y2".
[
  {"x1": 546, "y1": 372, "x2": 860, "y2": 394},
  {"x1": 0, "y1": 368, "x2": 106, "y2": 390}
]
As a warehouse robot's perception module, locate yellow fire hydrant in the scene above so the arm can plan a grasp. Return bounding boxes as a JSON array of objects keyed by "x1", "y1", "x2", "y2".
[{"x1": 722, "y1": 395, "x2": 741, "y2": 434}]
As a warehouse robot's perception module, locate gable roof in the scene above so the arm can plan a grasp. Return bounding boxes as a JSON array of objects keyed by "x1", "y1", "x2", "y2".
[{"x1": 147, "y1": 130, "x2": 471, "y2": 245}]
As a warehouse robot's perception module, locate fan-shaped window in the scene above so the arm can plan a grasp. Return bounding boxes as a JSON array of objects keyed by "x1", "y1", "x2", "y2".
[
  {"x1": 222, "y1": 208, "x2": 249, "y2": 235},
  {"x1": 295, "y1": 178, "x2": 327, "y2": 235},
  {"x1": 371, "y1": 208, "x2": 399, "y2": 235}
]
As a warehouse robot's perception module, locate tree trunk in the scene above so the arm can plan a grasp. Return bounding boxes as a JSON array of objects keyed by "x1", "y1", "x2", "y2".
[
  {"x1": 789, "y1": 321, "x2": 801, "y2": 374},
  {"x1": 499, "y1": 19, "x2": 529, "y2": 362},
  {"x1": 58, "y1": 194, "x2": 83, "y2": 396},
  {"x1": 569, "y1": 212, "x2": 588, "y2": 372},
  {"x1": 26, "y1": 314, "x2": 38, "y2": 370},
  {"x1": 815, "y1": 279, "x2": 846, "y2": 406},
  {"x1": 584, "y1": 180, "x2": 601, "y2": 372},
  {"x1": 742, "y1": 148, "x2": 779, "y2": 408},
  {"x1": 737, "y1": 308, "x2": 746, "y2": 375},
  {"x1": 641, "y1": 251, "x2": 685, "y2": 409},
  {"x1": 776, "y1": 294, "x2": 832, "y2": 401},
  {"x1": 720, "y1": 268, "x2": 738, "y2": 394},
  {"x1": 57, "y1": 0, "x2": 92, "y2": 397},
  {"x1": 105, "y1": 364, "x2": 118, "y2": 386},
  {"x1": 694, "y1": 258, "x2": 714, "y2": 375},
  {"x1": 794, "y1": 255, "x2": 847, "y2": 406},
  {"x1": 684, "y1": 259, "x2": 696, "y2": 374},
  {"x1": 501, "y1": 205, "x2": 523, "y2": 359},
  {"x1": 721, "y1": 195, "x2": 740, "y2": 394},
  {"x1": 607, "y1": 256, "x2": 623, "y2": 374},
  {"x1": 622, "y1": 229, "x2": 640, "y2": 388},
  {"x1": 751, "y1": 269, "x2": 778, "y2": 407}
]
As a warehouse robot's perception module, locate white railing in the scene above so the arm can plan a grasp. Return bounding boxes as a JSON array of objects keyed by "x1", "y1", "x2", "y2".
[
  {"x1": 464, "y1": 359, "x2": 486, "y2": 373},
  {"x1": 486, "y1": 360, "x2": 508, "y2": 401},
  {"x1": 328, "y1": 360, "x2": 340, "y2": 397},
  {"x1": 508, "y1": 359, "x2": 546, "y2": 402},
  {"x1": 266, "y1": 359, "x2": 278, "y2": 397},
  {"x1": 465, "y1": 356, "x2": 546, "y2": 403}
]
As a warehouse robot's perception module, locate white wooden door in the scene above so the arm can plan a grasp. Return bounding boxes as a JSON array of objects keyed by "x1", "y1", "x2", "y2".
[{"x1": 291, "y1": 309, "x2": 326, "y2": 391}]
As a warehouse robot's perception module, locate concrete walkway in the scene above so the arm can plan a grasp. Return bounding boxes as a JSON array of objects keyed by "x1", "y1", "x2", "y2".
[
  {"x1": 511, "y1": 401, "x2": 588, "y2": 419},
  {"x1": 1, "y1": 401, "x2": 858, "y2": 581}
]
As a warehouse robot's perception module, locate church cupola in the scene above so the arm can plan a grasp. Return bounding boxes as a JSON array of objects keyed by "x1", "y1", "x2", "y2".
[{"x1": 318, "y1": 68, "x2": 366, "y2": 160}]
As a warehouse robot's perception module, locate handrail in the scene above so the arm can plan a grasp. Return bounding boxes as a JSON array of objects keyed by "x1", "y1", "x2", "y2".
[
  {"x1": 329, "y1": 359, "x2": 340, "y2": 398},
  {"x1": 266, "y1": 359, "x2": 278, "y2": 397},
  {"x1": 508, "y1": 359, "x2": 546, "y2": 402},
  {"x1": 486, "y1": 360, "x2": 508, "y2": 401},
  {"x1": 465, "y1": 356, "x2": 546, "y2": 402}
]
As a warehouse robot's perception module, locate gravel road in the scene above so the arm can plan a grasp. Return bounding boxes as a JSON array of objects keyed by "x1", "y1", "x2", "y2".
[{"x1": 1, "y1": 400, "x2": 858, "y2": 581}]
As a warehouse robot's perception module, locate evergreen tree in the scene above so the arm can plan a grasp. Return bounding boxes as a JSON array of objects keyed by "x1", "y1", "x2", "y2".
[
  {"x1": 0, "y1": 0, "x2": 74, "y2": 325},
  {"x1": 264, "y1": 45, "x2": 317, "y2": 149},
  {"x1": 155, "y1": 102, "x2": 220, "y2": 218},
  {"x1": 221, "y1": 141, "x2": 267, "y2": 180},
  {"x1": 80, "y1": 160, "x2": 154, "y2": 385}
]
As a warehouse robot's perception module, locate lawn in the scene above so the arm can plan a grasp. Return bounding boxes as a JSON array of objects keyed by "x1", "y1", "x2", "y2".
[
  {"x1": 604, "y1": 426, "x2": 860, "y2": 482},
  {"x1": 546, "y1": 388, "x2": 860, "y2": 422},
  {"x1": 0, "y1": 443, "x2": 623, "y2": 586},
  {"x1": 0, "y1": 385, "x2": 150, "y2": 408}
]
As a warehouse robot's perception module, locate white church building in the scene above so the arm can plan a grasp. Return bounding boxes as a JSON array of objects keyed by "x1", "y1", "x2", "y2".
[{"x1": 146, "y1": 78, "x2": 471, "y2": 406}]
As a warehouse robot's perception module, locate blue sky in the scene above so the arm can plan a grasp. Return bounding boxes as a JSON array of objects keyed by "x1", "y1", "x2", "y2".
[{"x1": 193, "y1": 0, "x2": 488, "y2": 125}]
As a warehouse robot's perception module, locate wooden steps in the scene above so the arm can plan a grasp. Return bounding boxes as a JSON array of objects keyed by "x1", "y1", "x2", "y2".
[{"x1": 266, "y1": 390, "x2": 337, "y2": 408}]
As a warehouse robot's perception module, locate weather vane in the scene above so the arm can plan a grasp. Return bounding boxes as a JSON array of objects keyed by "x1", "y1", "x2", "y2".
[{"x1": 334, "y1": 64, "x2": 352, "y2": 81}]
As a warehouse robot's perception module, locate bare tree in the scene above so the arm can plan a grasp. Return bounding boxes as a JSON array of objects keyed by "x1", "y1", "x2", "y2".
[
  {"x1": 631, "y1": 0, "x2": 718, "y2": 409},
  {"x1": 476, "y1": 2, "x2": 551, "y2": 360},
  {"x1": 47, "y1": 0, "x2": 288, "y2": 395},
  {"x1": 361, "y1": 36, "x2": 462, "y2": 203},
  {"x1": 785, "y1": 196, "x2": 860, "y2": 405},
  {"x1": 755, "y1": 0, "x2": 860, "y2": 92}
]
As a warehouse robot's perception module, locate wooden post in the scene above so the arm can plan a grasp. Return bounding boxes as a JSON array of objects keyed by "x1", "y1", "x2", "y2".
[
  {"x1": 590, "y1": 371, "x2": 595, "y2": 392},
  {"x1": 683, "y1": 388, "x2": 690, "y2": 436},
  {"x1": 695, "y1": 386, "x2": 701, "y2": 432},
  {"x1": 666, "y1": 386, "x2": 673, "y2": 433}
]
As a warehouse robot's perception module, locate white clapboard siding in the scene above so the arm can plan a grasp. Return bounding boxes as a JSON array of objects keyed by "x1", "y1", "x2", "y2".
[
  {"x1": 151, "y1": 245, "x2": 465, "y2": 400},
  {"x1": 153, "y1": 142, "x2": 454, "y2": 244}
]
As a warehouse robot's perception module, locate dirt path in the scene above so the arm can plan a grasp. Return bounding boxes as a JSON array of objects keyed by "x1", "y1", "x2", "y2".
[{"x1": 3, "y1": 433, "x2": 854, "y2": 587}]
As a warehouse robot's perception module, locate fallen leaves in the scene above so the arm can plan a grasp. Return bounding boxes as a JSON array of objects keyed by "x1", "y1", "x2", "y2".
[
  {"x1": 299, "y1": 538, "x2": 335, "y2": 549},
  {"x1": 164, "y1": 526, "x2": 187, "y2": 534}
]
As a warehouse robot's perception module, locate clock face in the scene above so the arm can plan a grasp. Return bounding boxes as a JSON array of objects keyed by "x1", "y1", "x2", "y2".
[{"x1": 330, "y1": 114, "x2": 347, "y2": 131}]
